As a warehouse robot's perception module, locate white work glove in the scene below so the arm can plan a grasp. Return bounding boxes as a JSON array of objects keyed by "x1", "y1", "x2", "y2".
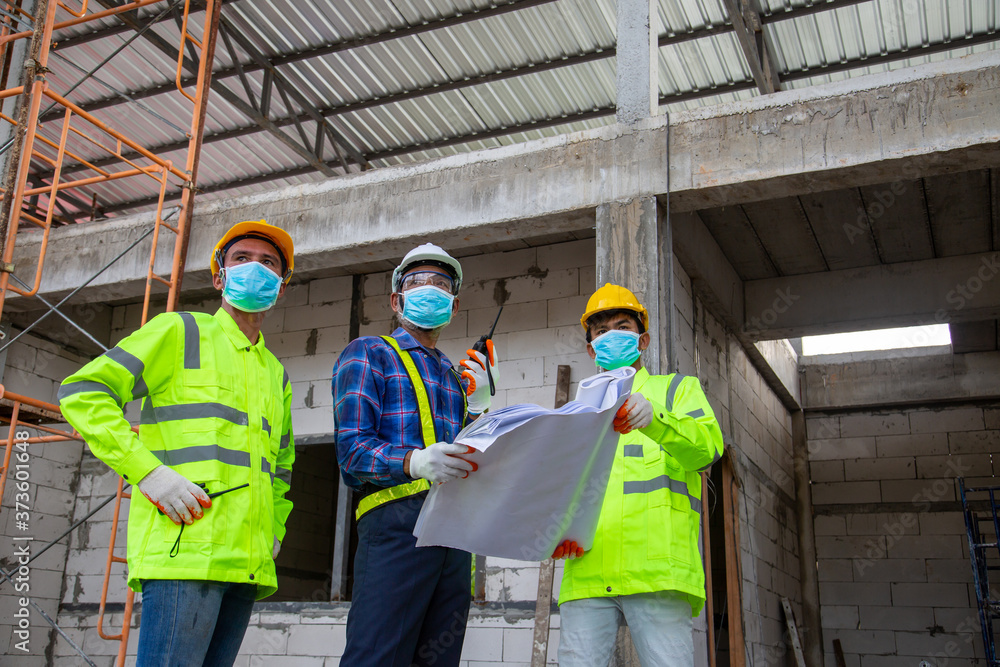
[
  {"x1": 136, "y1": 464, "x2": 211, "y2": 525},
  {"x1": 273, "y1": 536, "x2": 281, "y2": 560},
  {"x1": 408, "y1": 442, "x2": 477, "y2": 484},
  {"x1": 460, "y1": 341, "x2": 500, "y2": 414},
  {"x1": 613, "y1": 394, "x2": 653, "y2": 434}
]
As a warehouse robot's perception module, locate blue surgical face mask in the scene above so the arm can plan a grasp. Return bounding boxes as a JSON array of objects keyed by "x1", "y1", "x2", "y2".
[
  {"x1": 221, "y1": 262, "x2": 282, "y2": 313},
  {"x1": 591, "y1": 330, "x2": 642, "y2": 370},
  {"x1": 399, "y1": 285, "x2": 455, "y2": 330}
]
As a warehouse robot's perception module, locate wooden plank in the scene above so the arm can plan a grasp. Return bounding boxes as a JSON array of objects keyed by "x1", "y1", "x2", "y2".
[
  {"x1": 703, "y1": 472, "x2": 716, "y2": 667},
  {"x1": 722, "y1": 453, "x2": 746, "y2": 667},
  {"x1": 530, "y1": 365, "x2": 573, "y2": 667},
  {"x1": 833, "y1": 639, "x2": 847, "y2": 667},
  {"x1": 329, "y1": 482, "x2": 353, "y2": 600},
  {"x1": 781, "y1": 596, "x2": 807, "y2": 667}
]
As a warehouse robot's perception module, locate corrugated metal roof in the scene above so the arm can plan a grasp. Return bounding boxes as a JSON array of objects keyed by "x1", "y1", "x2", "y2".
[{"x1": 16, "y1": 0, "x2": 999, "y2": 219}]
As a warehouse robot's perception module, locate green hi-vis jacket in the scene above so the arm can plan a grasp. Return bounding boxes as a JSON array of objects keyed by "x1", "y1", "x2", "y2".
[
  {"x1": 559, "y1": 367, "x2": 724, "y2": 616},
  {"x1": 58, "y1": 308, "x2": 294, "y2": 599}
]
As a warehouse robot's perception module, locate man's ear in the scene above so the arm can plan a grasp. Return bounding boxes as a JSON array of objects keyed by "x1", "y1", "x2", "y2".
[
  {"x1": 637, "y1": 332, "x2": 651, "y2": 351},
  {"x1": 390, "y1": 292, "x2": 402, "y2": 313},
  {"x1": 586, "y1": 342, "x2": 596, "y2": 360},
  {"x1": 452, "y1": 297, "x2": 460, "y2": 314},
  {"x1": 277, "y1": 281, "x2": 287, "y2": 298},
  {"x1": 212, "y1": 271, "x2": 224, "y2": 291}
]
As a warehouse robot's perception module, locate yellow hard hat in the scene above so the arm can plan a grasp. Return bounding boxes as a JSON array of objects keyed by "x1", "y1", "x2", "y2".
[
  {"x1": 211, "y1": 220, "x2": 295, "y2": 284},
  {"x1": 580, "y1": 283, "x2": 649, "y2": 331}
]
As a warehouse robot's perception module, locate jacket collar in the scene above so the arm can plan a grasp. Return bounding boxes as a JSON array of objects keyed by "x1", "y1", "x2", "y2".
[
  {"x1": 214, "y1": 307, "x2": 264, "y2": 350},
  {"x1": 391, "y1": 327, "x2": 453, "y2": 370},
  {"x1": 632, "y1": 365, "x2": 651, "y2": 393}
]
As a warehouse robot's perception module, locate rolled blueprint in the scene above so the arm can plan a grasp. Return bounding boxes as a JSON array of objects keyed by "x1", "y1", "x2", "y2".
[{"x1": 413, "y1": 367, "x2": 635, "y2": 560}]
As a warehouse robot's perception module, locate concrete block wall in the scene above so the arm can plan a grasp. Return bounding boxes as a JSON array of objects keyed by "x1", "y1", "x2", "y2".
[
  {"x1": 673, "y1": 261, "x2": 802, "y2": 667},
  {"x1": 0, "y1": 333, "x2": 88, "y2": 664},
  {"x1": 806, "y1": 403, "x2": 999, "y2": 667}
]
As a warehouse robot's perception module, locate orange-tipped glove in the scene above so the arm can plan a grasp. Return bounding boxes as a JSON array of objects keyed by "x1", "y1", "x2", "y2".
[
  {"x1": 551, "y1": 539, "x2": 585, "y2": 560},
  {"x1": 613, "y1": 394, "x2": 653, "y2": 434},
  {"x1": 137, "y1": 465, "x2": 211, "y2": 525},
  {"x1": 460, "y1": 340, "x2": 500, "y2": 414},
  {"x1": 408, "y1": 443, "x2": 479, "y2": 483}
]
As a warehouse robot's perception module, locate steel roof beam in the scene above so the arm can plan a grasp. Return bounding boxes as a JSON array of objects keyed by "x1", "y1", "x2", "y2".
[
  {"x1": 37, "y1": 23, "x2": 1000, "y2": 200},
  {"x1": 46, "y1": 0, "x2": 876, "y2": 125},
  {"x1": 50, "y1": 0, "x2": 232, "y2": 50},
  {"x1": 213, "y1": 15, "x2": 362, "y2": 171},
  {"x1": 39, "y1": 16, "x2": 742, "y2": 182},
  {"x1": 43, "y1": 0, "x2": 558, "y2": 122},
  {"x1": 92, "y1": 81, "x2": 761, "y2": 216},
  {"x1": 87, "y1": 0, "x2": 349, "y2": 177},
  {"x1": 721, "y1": 0, "x2": 781, "y2": 94}
]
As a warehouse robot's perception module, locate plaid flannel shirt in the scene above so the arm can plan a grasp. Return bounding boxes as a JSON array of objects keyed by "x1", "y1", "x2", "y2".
[{"x1": 332, "y1": 328, "x2": 470, "y2": 490}]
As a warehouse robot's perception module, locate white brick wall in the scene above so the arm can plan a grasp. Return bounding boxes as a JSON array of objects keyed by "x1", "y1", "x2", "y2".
[
  {"x1": 807, "y1": 403, "x2": 997, "y2": 666},
  {"x1": 0, "y1": 334, "x2": 89, "y2": 663}
]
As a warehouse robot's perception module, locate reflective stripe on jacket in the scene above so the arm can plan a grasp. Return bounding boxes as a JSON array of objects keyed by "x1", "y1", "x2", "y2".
[
  {"x1": 58, "y1": 308, "x2": 294, "y2": 599},
  {"x1": 558, "y1": 367, "x2": 723, "y2": 616},
  {"x1": 355, "y1": 335, "x2": 433, "y2": 519}
]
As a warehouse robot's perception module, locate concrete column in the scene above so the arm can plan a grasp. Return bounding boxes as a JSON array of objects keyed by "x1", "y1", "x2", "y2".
[
  {"x1": 595, "y1": 197, "x2": 673, "y2": 375},
  {"x1": 595, "y1": 197, "x2": 676, "y2": 375},
  {"x1": 792, "y1": 410, "x2": 824, "y2": 667},
  {"x1": 615, "y1": 0, "x2": 658, "y2": 125}
]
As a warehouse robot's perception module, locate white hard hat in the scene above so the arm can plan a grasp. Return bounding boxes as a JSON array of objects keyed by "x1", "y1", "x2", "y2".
[{"x1": 392, "y1": 243, "x2": 463, "y2": 294}]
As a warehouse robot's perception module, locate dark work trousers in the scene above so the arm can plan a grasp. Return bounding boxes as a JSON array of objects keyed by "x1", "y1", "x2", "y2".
[{"x1": 341, "y1": 491, "x2": 472, "y2": 667}]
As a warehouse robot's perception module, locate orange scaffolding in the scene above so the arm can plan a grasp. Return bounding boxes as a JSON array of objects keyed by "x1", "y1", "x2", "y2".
[{"x1": 0, "y1": 0, "x2": 221, "y2": 663}]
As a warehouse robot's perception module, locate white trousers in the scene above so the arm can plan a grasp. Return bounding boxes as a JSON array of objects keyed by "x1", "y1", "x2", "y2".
[{"x1": 558, "y1": 591, "x2": 694, "y2": 667}]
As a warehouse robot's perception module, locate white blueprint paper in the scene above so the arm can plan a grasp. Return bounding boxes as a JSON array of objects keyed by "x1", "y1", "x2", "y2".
[{"x1": 412, "y1": 367, "x2": 635, "y2": 561}]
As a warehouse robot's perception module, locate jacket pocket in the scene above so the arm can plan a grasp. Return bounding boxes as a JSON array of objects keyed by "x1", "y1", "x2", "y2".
[
  {"x1": 646, "y1": 483, "x2": 695, "y2": 563},
  {"x1": 160, "y1": 478, "x2": 228, "y2": 545},
  {"x1": 180, "y1": 369, "x2": 242, "y2": 435}
]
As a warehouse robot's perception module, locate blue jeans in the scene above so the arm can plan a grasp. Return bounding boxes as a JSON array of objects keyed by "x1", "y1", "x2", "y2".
[
  {"x1": 136, "y1": 579, "x2": 257, "y2": 667},
  {"x1": 342, "y1": 492, "x2": 471, "y2": 667},
  {"x1": 559, "y1": 591, "x2": 694, "y2": 667}
]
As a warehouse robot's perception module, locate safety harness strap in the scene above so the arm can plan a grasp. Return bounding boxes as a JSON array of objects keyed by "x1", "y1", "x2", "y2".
[{"x1": 355, "y1": 336, "x2": 436, "y2": 520}]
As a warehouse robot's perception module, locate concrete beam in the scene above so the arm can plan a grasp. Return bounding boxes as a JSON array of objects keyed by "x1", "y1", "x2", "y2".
[
  {"x1": 666, "y1": 50, "x2": 1000, "y2": 212},
  {"x1": 754, "y1": 339, "x2": 800, "y2": 407},
  {"x1": 950, "y1": 320, "x2": 998, "y2": 354},
  {"x1": 12, "y1": 51, "x2": 999, "y2": 304},
  {"x1": 802, "y1": 349, "x2": 1000, "y2": 410},
  {"x1": 745, "y1": 250, "x2": 1000, "y2": 339},
  {"x1": 673, "y1": 210, "x2": 801, "y2": 408},
  {"x1": 672, "y1": 210, "x2": 744, "y2": 332}
]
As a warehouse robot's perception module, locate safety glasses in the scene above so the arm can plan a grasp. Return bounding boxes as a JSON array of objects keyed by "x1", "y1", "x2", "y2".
[{"x1": 401, "y1": 270, "x2": 455, "y2": 293}]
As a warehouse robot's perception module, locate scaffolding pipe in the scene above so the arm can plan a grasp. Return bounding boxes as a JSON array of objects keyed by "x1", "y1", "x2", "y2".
[
  {"x1": 168, "y1": 0, "x2": 220, "y2": 310},
  {"x1": 0, "y1": 0, "x2": 164, "y2": 45},
  {"x1": 0, "y1": 222, "x2": 158, "y2": 354},
  {"x1": 9, "y1": 273, "x2": 108, "y2": 350}
]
